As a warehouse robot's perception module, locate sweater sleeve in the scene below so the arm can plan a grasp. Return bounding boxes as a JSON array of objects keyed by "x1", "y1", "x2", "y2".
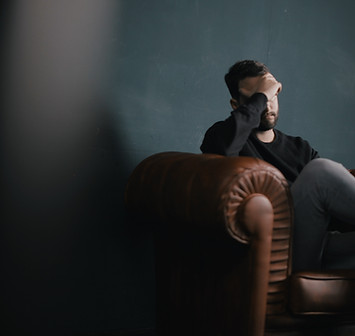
[{"x1": 200, "y1": 93, "x2": 267, "y2": 156}]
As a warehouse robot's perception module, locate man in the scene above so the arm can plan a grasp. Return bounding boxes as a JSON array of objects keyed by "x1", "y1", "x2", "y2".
[{"x1": 201, "y1": 60, "x2": 355, "y2": 271}]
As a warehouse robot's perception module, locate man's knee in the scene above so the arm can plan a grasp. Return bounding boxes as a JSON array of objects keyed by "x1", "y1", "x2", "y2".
[
  {"x1": 305, "y1": 158, "x2": 342, "y2": 171},
  {"x1": 301, "y1": 158, "x2": 344, "y2": 181},
  {"x1": 292, "y1": 159, "x2": 343, "y2": 194}
]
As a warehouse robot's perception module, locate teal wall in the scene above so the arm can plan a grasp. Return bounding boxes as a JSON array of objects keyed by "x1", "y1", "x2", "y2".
[
  {"x1": 115, "y1": 0, "x2": 355, "y2": 168},
  {"x1": 2, "y1": 0, "x2": 355, "y2": 335}
]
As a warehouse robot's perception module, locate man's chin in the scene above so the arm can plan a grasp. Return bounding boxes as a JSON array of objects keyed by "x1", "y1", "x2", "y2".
[
  {"x1": 257, "y1": 122, "x2": 277, "y2": 131},
  {"x1": 258, "y1": 116, "x2": 278, "y2": 131}
]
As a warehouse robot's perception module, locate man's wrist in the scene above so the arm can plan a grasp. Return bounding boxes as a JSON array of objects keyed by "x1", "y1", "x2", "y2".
[{"x1": 251, "y1": 92, "x2": 268, "y2": 104}]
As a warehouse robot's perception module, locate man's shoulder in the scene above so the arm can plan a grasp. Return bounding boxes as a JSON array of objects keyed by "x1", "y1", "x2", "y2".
[
  {"x1": 275, "y1": 129, "x2": 318, "y2": 157},
  {"x1": 204, "y1": 120, "x2": 226, "y2": 135},
  {"x1": 275, "y1": 129, "x2": 310, "y2": 144}
]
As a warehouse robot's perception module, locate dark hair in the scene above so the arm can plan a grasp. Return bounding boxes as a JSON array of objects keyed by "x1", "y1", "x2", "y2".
[{"x1": 224, "y1": 60, "x2": 269, "y2": 101}]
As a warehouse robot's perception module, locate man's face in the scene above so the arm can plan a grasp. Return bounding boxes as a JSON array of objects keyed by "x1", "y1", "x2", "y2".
[{"x1": 238, "y1": 75, "x2": 279, "y2": 131}]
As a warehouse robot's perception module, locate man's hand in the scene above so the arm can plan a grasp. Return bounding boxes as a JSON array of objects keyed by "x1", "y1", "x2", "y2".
[
  {"x1": 255, "y1": 73, "x2": 282, "y2": 101},
  {"x1": 239, "y1": 73, "x2": 282, "y2": 102}
]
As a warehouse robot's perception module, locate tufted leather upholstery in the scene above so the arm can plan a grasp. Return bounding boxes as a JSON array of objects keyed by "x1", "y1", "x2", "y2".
[{"x1": 125, "y1": 152, "x2": 355, "y2": 336}]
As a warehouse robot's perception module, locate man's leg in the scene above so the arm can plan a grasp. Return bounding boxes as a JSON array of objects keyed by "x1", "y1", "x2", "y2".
[
  {"x1": 291, "y1": 158, "x2": 355, "y2": 271},
  {"x1": 322, "y1": 231, "x2": 355, "y2": 269}
]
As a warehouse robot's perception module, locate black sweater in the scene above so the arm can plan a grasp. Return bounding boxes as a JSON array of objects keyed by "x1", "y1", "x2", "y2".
[{"x1": 200, "y1": 93, "x2": 319, "y2": 184}]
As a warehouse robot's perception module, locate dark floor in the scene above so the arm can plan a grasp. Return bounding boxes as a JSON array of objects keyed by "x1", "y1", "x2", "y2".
[{"x1": 79, "y1": 328, "x2": 156, "y2": 336}]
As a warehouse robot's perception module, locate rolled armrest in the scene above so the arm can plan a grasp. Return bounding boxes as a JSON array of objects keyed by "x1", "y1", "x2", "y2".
[
  {"x1": 349, "y1": 169, "x2": 355, "y2": 178},
  {"x1": 125, "y1": 152, "x2": 292, "y2": 244},
  {"x1": 125, "y1": 152, "x2": 295, "y2": 335}
]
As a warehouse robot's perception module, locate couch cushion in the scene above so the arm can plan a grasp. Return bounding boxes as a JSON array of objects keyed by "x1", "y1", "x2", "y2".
[{"x1": 289, "y1": 271, "x2": 355, "y2": 315}]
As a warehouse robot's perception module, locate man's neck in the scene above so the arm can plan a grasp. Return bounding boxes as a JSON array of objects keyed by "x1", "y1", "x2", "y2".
[{"x1": 255, "y1": 129, "x2": 275, "y2": 143}]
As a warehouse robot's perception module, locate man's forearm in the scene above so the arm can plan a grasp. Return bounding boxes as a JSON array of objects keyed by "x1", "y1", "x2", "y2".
[{"x1": 201, "y1": 93, "x2": 267, "y2": 156}]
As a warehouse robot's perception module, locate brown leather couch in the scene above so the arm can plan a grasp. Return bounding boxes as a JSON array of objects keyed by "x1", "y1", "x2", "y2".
[{"x1": 125, "y1": 152, "x2": 355, "y2": 336}]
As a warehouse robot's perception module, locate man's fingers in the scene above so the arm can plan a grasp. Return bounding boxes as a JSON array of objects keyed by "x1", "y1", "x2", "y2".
[
  {"x1": 276, "y1": 82, "x2": 282, "y2": 95},
  {"x1": 262, "y1": 73, "x2": 276, "y2": 80},
  {"x1": 255, "y1": 74, "x2": 282, "y2": 101}
]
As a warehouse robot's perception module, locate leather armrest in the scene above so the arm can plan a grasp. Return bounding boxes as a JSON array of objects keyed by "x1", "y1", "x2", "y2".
[
  {"x1": 349, "y1": 169, "x2": 355, "y2": 178},
  {"x1": 125, "y1": 152, "x2": 292, "y2": 244},
  {"x1": 125, "y1": 152, "x2": 294, "y2": 335}
]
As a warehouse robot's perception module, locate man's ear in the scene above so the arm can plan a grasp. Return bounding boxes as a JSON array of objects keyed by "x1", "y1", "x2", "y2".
[{"x1": 230, "y1": 98, "x2": 239, "y2": 110}]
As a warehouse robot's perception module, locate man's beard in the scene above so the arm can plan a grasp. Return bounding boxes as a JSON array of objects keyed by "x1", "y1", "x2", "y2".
[{"x1": 257, "y1": 111, "x2": 279, "y2": 131}]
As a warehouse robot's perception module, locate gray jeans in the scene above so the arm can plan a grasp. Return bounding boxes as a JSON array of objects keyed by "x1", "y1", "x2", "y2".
[{"x1": 291, "y1": 158, "x2": 355, "y2": 271}]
